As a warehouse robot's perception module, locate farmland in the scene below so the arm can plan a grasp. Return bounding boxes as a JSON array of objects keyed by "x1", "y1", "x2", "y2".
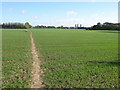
[
  {"x1": 2, "y1": 29, "x2": 119, "y2": 88},
  {"x1": 2, "y1": 30, "x2": 32, "y2": 88}
]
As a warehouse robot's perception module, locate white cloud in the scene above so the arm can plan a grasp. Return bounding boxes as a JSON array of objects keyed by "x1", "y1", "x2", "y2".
[
  {"x1": 28, "y1": 12, "x2": 117, "y2": 27},
  {"x1": 33, "y1": 16, "x2": 39, "y2": 19},
  {"x1": 91, "y1": 12, "x2": 117, "y2": 23},
  {"x1": 85, "y1": 12, "x2": 117, "y2": 27},
  {"x1": 29, "y1": 16, "x2": 41, "y2": 25},
  {"x1": 30, "y1": 12, "x2": 117, "y2": 27},
  {"x1": 8, "y1": 8, "x2": 13, "y2": 12},
  {"x1": 67, "y1": 11, "x2": 77, "y2": 15},
  {"x1": 54, "y1": 18, "x2": 85, "y2": 26},
  {"x1": 30, "y1": 16, "x2": 40, "y2": 22},
  {"x1": 85, "y1": 13, "x2": 105, "y2": 26},
  {"x1": 30, "y1": 17, "x2": 85, "y2": 27},
  {"x1": 53, "y1": 12, "x2": 117, "y2": 27},
  {"x1": 21, "y1": 10, "x2": 26, "y2": 14}
]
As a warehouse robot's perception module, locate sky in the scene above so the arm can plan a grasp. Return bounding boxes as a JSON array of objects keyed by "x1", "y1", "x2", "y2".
[{"x1": 1, "y1": 1, "x2": 118, "y2": 27}]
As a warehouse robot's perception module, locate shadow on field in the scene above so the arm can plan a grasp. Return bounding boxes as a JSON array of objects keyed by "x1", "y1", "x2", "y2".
[{"x1": 88, "y1": 61, "x2": 120, "y2": 66}]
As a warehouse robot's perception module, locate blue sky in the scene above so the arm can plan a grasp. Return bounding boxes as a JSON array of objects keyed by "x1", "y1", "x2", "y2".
[{"x1": 2, "y1": 2, "x2": 118, "y2": 27}]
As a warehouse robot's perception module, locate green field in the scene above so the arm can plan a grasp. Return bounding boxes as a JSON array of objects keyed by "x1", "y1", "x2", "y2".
[
  {"x1": 2, "y1": 29, "x2": 119, "y2": 88},
  {"x1": 2, "y1": 30, "x2": 32, "y2": 88}
]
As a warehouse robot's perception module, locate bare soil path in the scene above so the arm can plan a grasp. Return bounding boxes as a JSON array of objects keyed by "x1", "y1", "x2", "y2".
[{"x1": 30, "y1": 31, "x2": 43, "y2": 88}]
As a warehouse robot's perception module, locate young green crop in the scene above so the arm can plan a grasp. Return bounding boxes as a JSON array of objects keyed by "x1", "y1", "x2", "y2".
[
  {"x1": 2, "y1": 29, "x2": 33, "y2": 88},
  {"x1": 2, "y1": 29, "x2": 119, "y2": 88},
  {"x1": 32, "y1": 29, "x2": 118, "y2": 88}
]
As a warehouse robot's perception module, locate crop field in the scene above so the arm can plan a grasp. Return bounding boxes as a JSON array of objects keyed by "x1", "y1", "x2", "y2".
[
  {"x1": 32, "y1": 29, "x2": 118, "y2": 88},
  {"x1": 2, "y1": 30, "x2": 33, "y2": 88},
  {"x1": 2, "y1": 29, "x2": 119, "y2": 88}
]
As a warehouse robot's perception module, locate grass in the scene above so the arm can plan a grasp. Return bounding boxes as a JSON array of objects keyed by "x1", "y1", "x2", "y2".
[
  {"x1": 2, "y1": 29, "x2": 119, "y2": 88},
  {"x1": 0, "y1": 29, "x2": 1, "y2": 88},
  {"x1": 2, "y1": 29, "x2": 32, "y2": 88},
  {"x1": 32, "y1": 29, "x2": 119, "y2": 88}
]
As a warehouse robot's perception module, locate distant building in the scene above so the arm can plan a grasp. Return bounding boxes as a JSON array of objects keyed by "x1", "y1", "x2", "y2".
[
  {"x1": 75, "y1": 24, "x2": 79, "y2": 29},
  {"x1": 80, "y1": 24, "x2": 82, "y2": 27},
  {"x1": 75, "y1": 24, "x2": 76, "y2": 29}
]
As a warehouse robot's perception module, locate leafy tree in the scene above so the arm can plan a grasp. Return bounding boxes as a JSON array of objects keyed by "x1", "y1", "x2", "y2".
[
  {"x1": 25, "y1": 22, "x2": 31, "y2": 29},
  {"x1": 90, "y1": 22, "x2": 120, "y2": 30},
  {"x1": 2, "y1": 22, "x2": 26, "y2": 29}
]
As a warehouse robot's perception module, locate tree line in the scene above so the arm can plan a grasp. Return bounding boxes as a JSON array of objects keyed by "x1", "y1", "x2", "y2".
[
  {"x1": 0, "y1": 22, "x2": 31, "y2": 29},
  {"x1": 1, "y1": 22, "x2": 120, "y2": 30},
  {"x1": 88, "y1": 22, "x2": 120, "y2": 30}
]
